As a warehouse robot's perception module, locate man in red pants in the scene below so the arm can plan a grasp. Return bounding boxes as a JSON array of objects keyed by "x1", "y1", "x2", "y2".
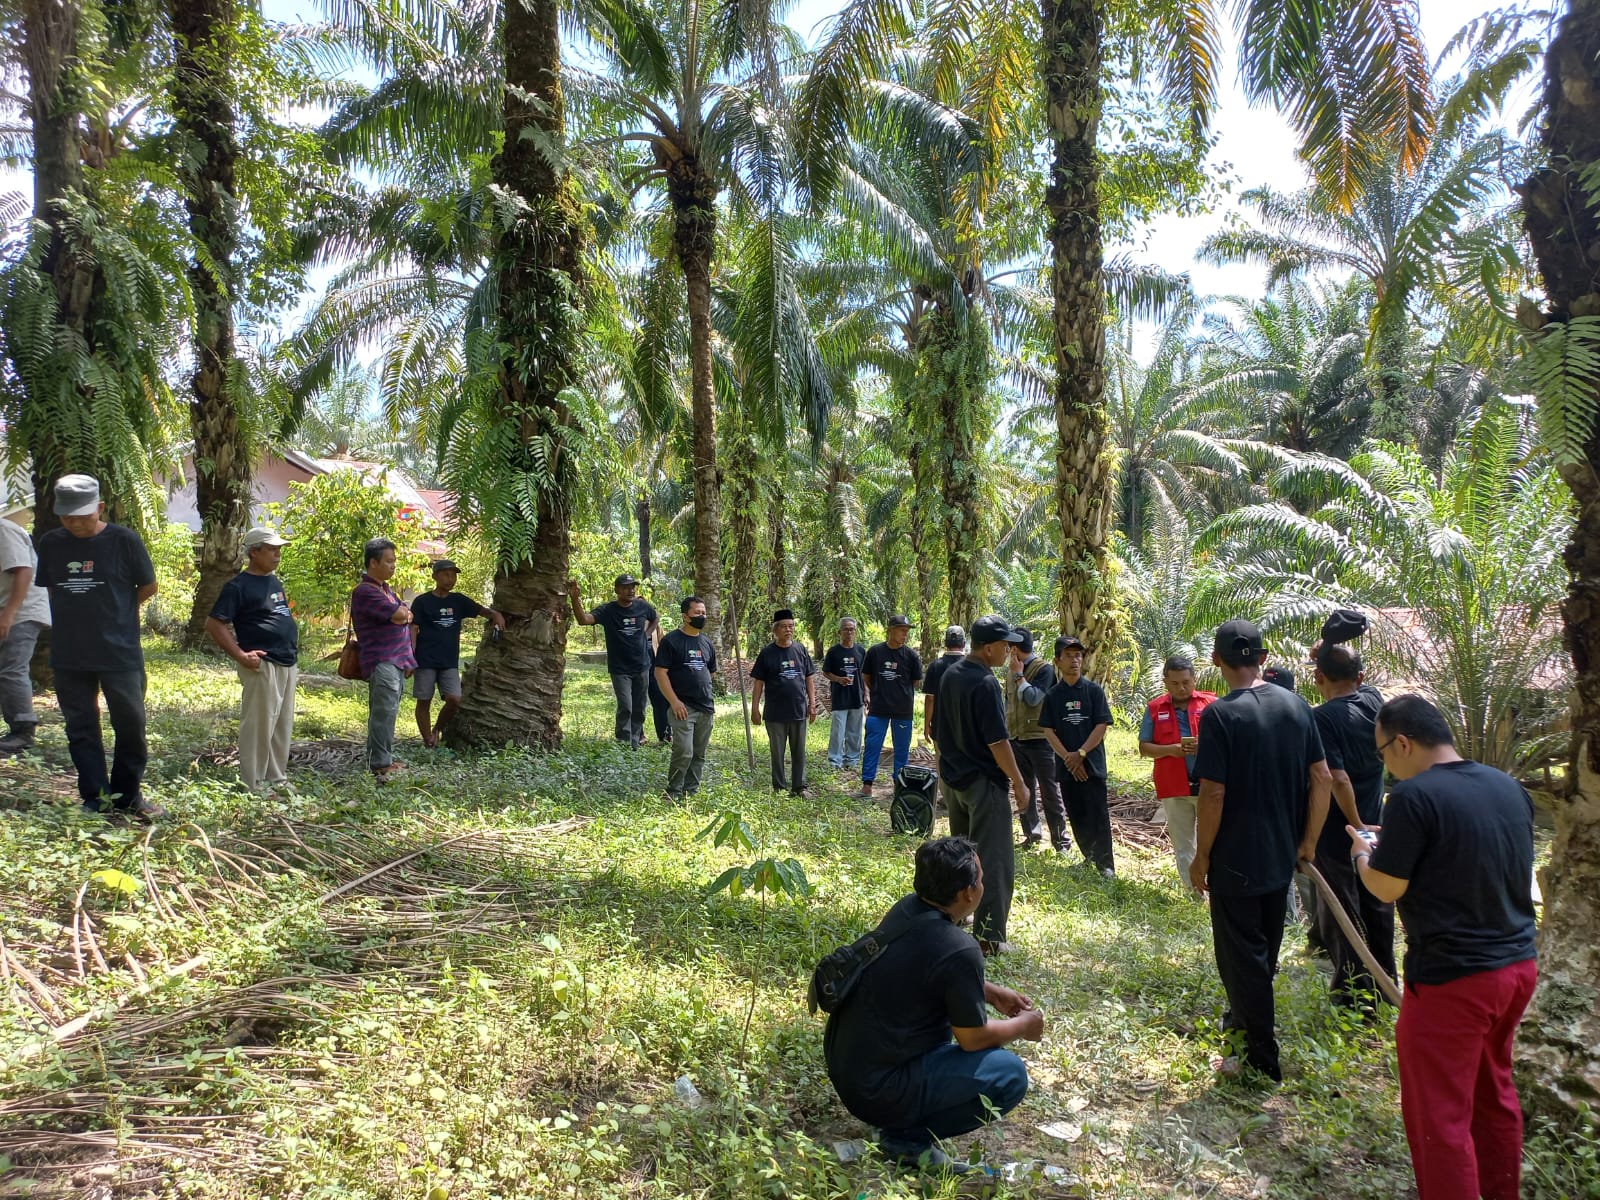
[{"x1": 1350, "y1": 694, "x2": 1538, "y2": 1200}]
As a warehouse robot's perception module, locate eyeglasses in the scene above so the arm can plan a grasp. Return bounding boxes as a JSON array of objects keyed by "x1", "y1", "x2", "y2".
[{"x1": 1376, "y1": 734, "x2": 1398, "y2": 757}]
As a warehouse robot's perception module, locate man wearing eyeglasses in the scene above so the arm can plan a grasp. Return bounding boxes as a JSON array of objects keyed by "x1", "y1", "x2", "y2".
[{"x1": 1349, "y1": 694, "x2": 1536, "y2": 1200}]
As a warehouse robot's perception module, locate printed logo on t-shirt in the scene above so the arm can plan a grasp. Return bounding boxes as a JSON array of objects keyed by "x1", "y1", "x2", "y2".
[
  {"x1": 270, "y1": 591, "x2": 291, "y2": 615},
  {"x1": 879, "y1": 663, "x2": 900, "y2": 681},
  {"x1": 779, "y1": 657, "x2": 803, "y2": 682},
  {"x1": 433, "y1": 607, "x2": 460, "y2": 630},
  {"x1": 59, "y1": 560, "x2": 104, "y2": 595},
  {"x1": 1060, "y1": 699, "x2": 1085, "y2": 725},
  {"x1": 686, "y1": 649, "x2": 708, "y2": 672}
]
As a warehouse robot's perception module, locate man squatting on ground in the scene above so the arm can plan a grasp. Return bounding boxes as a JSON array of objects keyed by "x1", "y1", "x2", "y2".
[
  {"x1": 205, "y1": 526, "x2": 298, "y2": 794},
  {"x1": 34, "y1": 474, "x2": 162, "y2": 820},
  {"x1": 932, "y1": 616, "x2": 1031, "y2": 956},
  {"x1": 567, "y1": 573, "x2": 658, "y2": 747},
  {"x1": 825, "y1": 836, "x2": 1045, "y2": 1176},
  {"x1": 1191, "y1": 619, "x2": 1330, "y2": 1082},
  {"x1": 411, "y1": 559, "x2": 505, "y2": 747},
  {"x1": 750, "y1": 608, "x2": 819, "y2": 796},
  {"x1": 1350, "y1": 694, "x2": 1537, "y2": 1200}
]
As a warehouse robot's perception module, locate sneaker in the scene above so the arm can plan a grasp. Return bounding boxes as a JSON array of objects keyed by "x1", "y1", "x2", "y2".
[
  {"x1": 1100, "y1": 867, "x2": 1117, "y2": 880},
  {"x1": 792, "y1": 787, "x2": 810, "y2": 799},
  {"x1": 1019, "y1": 833, "x2": 1042, "y2": 849},
  {"x1": 880, "y1": 1143, "x2": 993, "y2": 1178},
  {"x1": 1053, "y1": 843, "x2": 1070, "y2": 856},
  {"x1": 978, "y1": 938, "x2": 1013, "y2": 957},
  {"x1": 860, "y1": 782, "x2": 874, "y2": 797},
  {"x1": 125, "y1": 797, "x2": 166, "y2": 822}
]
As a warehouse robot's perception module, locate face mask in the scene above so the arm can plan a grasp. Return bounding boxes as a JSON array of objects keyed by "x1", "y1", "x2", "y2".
[{"x1": 689, "y1": 615, "x2": 707, "y2": 629}]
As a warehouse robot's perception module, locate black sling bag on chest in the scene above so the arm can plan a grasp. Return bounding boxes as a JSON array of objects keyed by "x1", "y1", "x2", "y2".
[{"x1": 807, "y1": 906, "x2": 944, "y2": 1015}]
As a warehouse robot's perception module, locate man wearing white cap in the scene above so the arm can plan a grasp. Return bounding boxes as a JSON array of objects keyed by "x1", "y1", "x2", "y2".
[
  {"x1": 34, "y1": 474, "x2": 161, "y2": 819},
  {"x1": 205, "y1": 527, "x2": 298, "y2": 794}
]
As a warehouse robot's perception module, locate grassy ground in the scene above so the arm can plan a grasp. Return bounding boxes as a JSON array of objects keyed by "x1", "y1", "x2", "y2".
[{"x1": 0, "y1": 643, "x2": 1587, "y2": 1198}]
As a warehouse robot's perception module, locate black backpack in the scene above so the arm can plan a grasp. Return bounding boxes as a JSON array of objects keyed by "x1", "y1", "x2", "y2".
[
  {"x1": 807, "y1": 906, "x2": 944, "y2": 1015},
  {"x1": 889, "y1": 764, "x2": 937, "y2": 836}
]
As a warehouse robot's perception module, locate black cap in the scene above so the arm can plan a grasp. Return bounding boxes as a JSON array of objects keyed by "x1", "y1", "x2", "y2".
[
  {"x1": 1014, "y1": 628, "x2": 1035, "y2": 654},
  {"x1": 772, "y1": 608, "x2": 794, "y2": 623},
  {"x1": 1263, "y1": 665, "x2": 1296, "y2": 690},
  {"x1": 614, "y1": 573, "x2": 640, "y2": 588},
  {"x1": 943, "y1": 624, "x2": 967, "y2": 648},
  {"x1": 887, "y1": 614, "x2": 911, "y2": 628},
  {"x1": 970, "y1": 615, "x2": 1025, "y2": 646},
  {"x1": 1320, "y1": 608, "x2": 1368, "y2": 645},
  {"x1": 1055, "y1": 635, "x2": 1087, "y2": 654},
  {"x1": 1213, "y1": 619, "x2": 1264, "y2": 667},
  {"x1": 431, "y1": 559, "x2": 459, "y2": 573}
]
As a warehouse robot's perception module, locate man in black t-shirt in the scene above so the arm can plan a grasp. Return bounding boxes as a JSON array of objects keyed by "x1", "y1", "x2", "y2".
[
  {"x1": 860, "y1": 615, "x2": 923, "y2": 797},
  {"x1": 825, "y1": 837, "x2": 1044, "y2": 1176},
  {"x1": 933, "y1": 616, "x2": 1030, "y2": 953},
  {"x1": 34, "y1": 475, "x2": 161, "y2": 820},
  {"x1": 410, "y1": 560, "x2": 505, "y2": 747},
  {"x1": 1351, "y1": 695, "x2": 1537, "y2": 1200},
  {"x1": 1191, "y1": 619, "x2": 1331, "y2": 1083},
  {"x1": 921, "y1": 626, "x2": 967, "y2": 743},
  {"x1": 822, "y1": 617, "x2": 866, "y2": 769},
  {"x1": 750, "y1": 608, "x2": 818, "y2": 794},
  {"x1": 653, "y1": 596, "x2": 719, "y2": 798},
  {"x1": 1309, "y1": 640, "x2": 1394, "y2": 1007},
  {"x1": 568, "y1": 573, "x2": 660, "y2": 747},
  {"x1": 1040, "y1": 636, "x2": 1114, "y2": 873},
  {"x1": 206, "y1": 527, "x2": 299, "y2": 795}
]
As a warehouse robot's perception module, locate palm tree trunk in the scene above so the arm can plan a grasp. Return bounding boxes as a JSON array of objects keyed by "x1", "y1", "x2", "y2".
[
  {"x1": 1516, "y1": 0, "x2": 1600, "y2": 1118},
  {"x1": 670, "y1": 164, "x2": 721, "y2": 632},
  {"x1": 635, "y1": 493, "x2": 652, "y2": 578},
  {"x1": 723, "y1": 406, "x2": 759, "y2": 659},
  {"x1": 172, "y1": 0, "x2": 251, "y2": 648},
  {"x1": 446, "y1": 0, "x2": 581, "y2": 749},
  {"x1": 766, "y1": 480, "x2": 788, "y2": 608},
  {"x1": 19, "y1": 0, "x2": 93, "y2": 538},
  {"x1": 935, "y1": 310, "x2": 989, "y2": 629},
  {"x1": 1367, "y1": 306, "x2": 1412, "y2": 443},
  {"x1": 907, "y1": 418, "x2": 937, "y2": 660},
  {"x1": 1043, "y1": 0, "x2": 1115, "y2": 675}
]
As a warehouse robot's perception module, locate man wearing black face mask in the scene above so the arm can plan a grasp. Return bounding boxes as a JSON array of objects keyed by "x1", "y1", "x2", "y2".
[{"x1": 653, "y1": 595, "x2": 719, "y2": 799}]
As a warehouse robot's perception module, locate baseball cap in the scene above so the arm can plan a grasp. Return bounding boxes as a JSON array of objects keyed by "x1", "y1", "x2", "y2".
[
  {"x1": 1263, "y1": 665, "x2": 1296, "y2": 690},
  {"x1": 614, "y1": 573, "x2": 640, "y2": 588},
  {"x1": 942, "y1": 624, "x2": 967, "y2": 648},
  {"x1": 1014, "y1": 628, "x2": 1035, "y2": 655},
  {"x1": 243, "y1": 526, "x2": 288, "y2": 549},
  {"x1": 431, "y1": 559, "x2": 459, "y2": 573},
  {"x1": 886, "y1": 614, "x2": 911, "y2": 628},
  {"x1": 1320, "y1": 608, "x2": 1368, "y2": 645},
  {"x1": 1055, "y1": 635, "x2": 1087, "y2": 654},
  {"x1": 1214, "y1": 619, "x2": 1264, "y2": 667},
  {"x1": 970, "y1": 615, "x2": 1025, "y2": 646},
  {"x1": 53, "y1": 474, "x2": 101, "y2": 517}
]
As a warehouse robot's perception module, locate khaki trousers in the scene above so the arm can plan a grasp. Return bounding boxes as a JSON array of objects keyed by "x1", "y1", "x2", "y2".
[{"x1": 238, "y1": 660, "x2": 297, "y2": 791}]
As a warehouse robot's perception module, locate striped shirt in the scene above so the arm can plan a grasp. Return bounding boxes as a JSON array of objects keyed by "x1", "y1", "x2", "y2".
[{"x1": 351, "y1": 574, "x2": 417, "y2": 677}]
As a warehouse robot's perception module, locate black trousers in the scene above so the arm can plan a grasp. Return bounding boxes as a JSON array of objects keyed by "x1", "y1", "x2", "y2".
[
  {"x1": 1313, "y1": 848, "x2": 1397, "y2": 1004},
  {"x1": 1060, "y1": 774, "x2": 1114, "y2": 871},
  {"x1": 1013, "y1": 737, "x2": 1068, "y2": 849},
  {"x1": 56, "y1": 668, "x2": 148, "y2": 809},
  {"x1": 765, "y1": 719, "x2": 808, "y2": 791},
  {"x1": 647, "y1": 671, "x2": 671, "y2": 742},
  {"x1": 946, "y1": 775, "x2": 1015, "y2": 943},
  {"x1": 1210, "y1": 889, "x2": 1288, "y2": 1081}
]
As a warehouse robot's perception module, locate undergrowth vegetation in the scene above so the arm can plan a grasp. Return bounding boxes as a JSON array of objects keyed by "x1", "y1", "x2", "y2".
[{"x1": 0, "y1": 646, "x2": 1590, "y2": 1198}]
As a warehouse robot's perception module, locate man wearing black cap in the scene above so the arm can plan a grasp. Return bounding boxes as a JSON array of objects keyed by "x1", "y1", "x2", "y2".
[
  {"x1": 750, "y1": 608, "x2": 819, "y2": 795},
  {"x1": 921, "y1": 625, "x2": 968, "y2": 744},
  {"x1": 1040, "y1": 636, "x2": 1114, "y2": 874},
  {"x1": 1006, "y1": 630, "x2": 1067, "y2": 855},
  {"x1": 568, "y1": 573, "x2": 659, "y2": 747},
  {"x1": 34, "y1": 474, "x2": 161, "y2": 819},
  {"x1": 1191, "y1": 619, "x2": 1331, "y2": 1082},
  {"x1": 933, "y1": 615, "x2": 1030, "y2": 954},
  {"x1": 861, "y1": 615, "x2": 923, "y2": 798},
  {"x1": 411, "y1": 560, "x2": 506, "y2": 747},
  {"x1": 1309, "y1": 634, "x2": 1394, "y2": 1008}
]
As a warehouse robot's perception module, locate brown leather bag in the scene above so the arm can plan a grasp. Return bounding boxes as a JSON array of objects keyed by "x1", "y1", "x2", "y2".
[{"x1": 337, "y1": 603, "x2": 362, "y2": 680}]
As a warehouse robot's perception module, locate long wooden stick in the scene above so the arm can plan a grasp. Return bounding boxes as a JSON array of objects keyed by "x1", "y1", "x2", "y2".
[
  {"x1": 728, "y1": 592, "x2": 756, "y2": 770},
  {"x1": 1297, "y1": 857, "x2": 1404, "y2": 1007}
]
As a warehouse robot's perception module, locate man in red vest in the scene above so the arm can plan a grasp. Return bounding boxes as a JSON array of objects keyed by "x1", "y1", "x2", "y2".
[{"x1": 1139, "y1": 656, "x2": 1216, "y2": 894}]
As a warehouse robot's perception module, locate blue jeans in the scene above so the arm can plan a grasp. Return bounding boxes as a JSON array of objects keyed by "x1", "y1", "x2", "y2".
[
  {"x1": 879, "y1": 1044, "x2": 1029, "y2": 1152},
  {"x1": 829, "y1": 706, "x2": 864, "y2": 767},
  {"x1": 862, "y1": 715, "x2": 912, "y2": 784}
]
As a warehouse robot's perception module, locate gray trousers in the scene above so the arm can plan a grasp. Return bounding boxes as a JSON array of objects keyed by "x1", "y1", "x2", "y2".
[
  {"x1": 667, "y1": 708, "x2": 714, "y2": 796},
  {"x1": 946, "y1": 775, "x2": 1015, "y2": 944},
  {"x1": 367, "y1": 661, "x2": 404, "y2": 769},
  {"x1": 610, "y1": 671, "x2": 648, "y2": 745},
  {"x1": 0, "y1": 619, "x2": 44, "y2": 726},
  {"x1": 765, "y1": 719, "x2": 808, "y2": 791},
  {"x1": 828, "y1": 707, "x2": 864, "y2": 766}
]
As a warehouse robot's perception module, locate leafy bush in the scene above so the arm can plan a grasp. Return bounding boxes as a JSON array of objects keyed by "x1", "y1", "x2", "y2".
[
  {"x1": 144, "y1": 522, "x2": 200, "y2": 637},
  {"x1": 263, "y1": 469, "x2": 429, "y2": 621}
]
